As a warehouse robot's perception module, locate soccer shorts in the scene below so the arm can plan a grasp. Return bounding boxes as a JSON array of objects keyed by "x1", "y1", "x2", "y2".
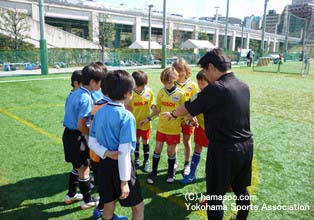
[
  {"x1": 98, "y1": 158, "x2": 143, "y2": 207},
  {"x1": 194, "y1": 126, "x2": 209, "y2": 147},
  {"x1": 136, "y1": 129, "x2": 151, "y2": 140},
  {"x1": 156, "y1": 131, "x2": 180, "y2": 145},
  {"x1": 62, "y1": 127, "x2": 90, "y2": 168},
  {"x1": 205, "y1": 138, "x2": 253, "y2": 196},
  {"x1": 181, "y1": 124, "x2": 194, "y2": 135}
]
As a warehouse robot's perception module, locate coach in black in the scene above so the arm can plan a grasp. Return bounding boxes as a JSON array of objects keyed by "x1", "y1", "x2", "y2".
[{"x1": 163, "y1": 48, "x2": 253, "y2": 220}]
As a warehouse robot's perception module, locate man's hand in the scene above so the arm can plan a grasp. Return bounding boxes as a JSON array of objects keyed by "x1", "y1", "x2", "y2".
[
  {"x1": 120, "y1": 181, "x2": 130, "y2": 200},
  {"x1": 104, "y1": 151, "x2": 120, "y2": 160},
  {"x1": 161, "y1": 112, "x2": 176, "y2": 121},
  {"x1": 139, "y1": 118, "x2": 149, "y2": 127}
]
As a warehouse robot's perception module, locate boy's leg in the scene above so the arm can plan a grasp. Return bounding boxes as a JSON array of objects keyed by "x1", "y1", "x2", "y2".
[
  {"x1": 183, "y1": 134, "x2": 192, "y2": 176},
  {"x1": 134, "y1": 137, "x2": 140, "y2": 169},
  {"x1": 102, "y1": 201, "x2": 115, "y2": 220},
  {"x1": 78, "y1": 165, "x2": 98, "y2": 209},
  {"x1": 189, "y1": 144, "x2": 203, "y2": 177},
  {"x1": 142, "y1": 139, "x2": 150, "y2": 172},
  {"x1": 67, "y1": 168, "x2": 79, "y2": 196},
  {"x1": 166, "y1": 145, "x2": 177, "y2": 183},
  {"x1": 131, "y1": 201, "x2": 145, "y2": 220},
  {"x1": 147, "y1": 141, "x2": 163, "y2": 184}
]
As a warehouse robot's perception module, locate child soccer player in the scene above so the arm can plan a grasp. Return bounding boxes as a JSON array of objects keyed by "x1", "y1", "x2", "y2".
[
  {"x1": 128, "y1": 71, "x2": 155, "y2": 172},
  {"x1": 180, "y1": 70, "x2": 210, "y2": 184},
  {"x1": 172, "y1": 58, "x2": 198, "y2": 176},
  {"x1": 62, "y1": 70, "x2": 83, "y2": 204},
  {"x1": 89, "y1": 70, "x2": 144, "y2": 220},
  {"x1": 146, "y1": 67, "x2": 186, "y2": 184},
  {"x1": 63, "y1": 63, "x2": 104, "y2": 210}
]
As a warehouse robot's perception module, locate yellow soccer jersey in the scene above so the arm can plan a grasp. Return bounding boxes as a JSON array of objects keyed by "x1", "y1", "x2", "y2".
[
  {"x1": 196, "y1": 113, "x2": 205, "y2": 130},
  {"x1": 129, "y1": 86, "x2": 154, "y2": 130},
  {"x1": 156, "y1": 87, "x2": 185, "y2": 135},
  {"x1": 176, "y1": 79, "x2": 198, "y2": 101}
]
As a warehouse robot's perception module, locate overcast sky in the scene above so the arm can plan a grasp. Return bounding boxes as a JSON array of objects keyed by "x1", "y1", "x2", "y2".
[{"x1": 97, "y1": 0, "x2": 292, "y2": 19}]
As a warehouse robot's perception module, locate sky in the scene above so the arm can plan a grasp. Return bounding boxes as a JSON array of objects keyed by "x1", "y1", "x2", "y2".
[{"x1": 96, "y1": 0, "x2": 292, "y2": 19}]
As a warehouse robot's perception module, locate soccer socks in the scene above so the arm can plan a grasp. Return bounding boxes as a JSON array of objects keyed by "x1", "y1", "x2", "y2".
[
  {"x1": 184, "y1": 161, "x2": 190, "y2": 167},
  {"x1": 134, "y1": 143, "x2": 140, "y2": 161},
  {"x1": 79, "y1": 177, "x2": 92, "y2": 203},
  {"x1": 152, "y1": 152, "x2": 161, "y2": 174},
  {"x1": 189, "y1": 152, "x2": 201, "y2": 177},
  {"x1": 234, "y1": 188, "x2": 250, "y2": 220},
  {"x1": 143, "y1": 144, "x2": 150, "y2": 163},
  {"x1": 168, "y1": 156, "x2": 176, "y2": 176},
  {"x1": 67, "y1": 169, "x2": 79, "y2": 197}
]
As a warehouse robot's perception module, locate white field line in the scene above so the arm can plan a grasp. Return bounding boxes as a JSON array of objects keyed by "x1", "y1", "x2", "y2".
[{"x1": 0, "y1": 76, "x2": 69, "y2": 83}]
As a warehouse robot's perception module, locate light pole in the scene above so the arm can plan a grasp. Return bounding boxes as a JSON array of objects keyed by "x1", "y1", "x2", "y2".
[
  {"x1": 260, "y1": 0, "x2": 268, "y2": 57},
  {"x1": 148, "y1": 4, "x2": 154, "y2": 61},
  {"x1": 224, "y1": 0, "x2": 230, "y2": 51},
  {"x1": 38, "y1": 0, "x2": 49, "y2": 75},
  {"x1": 215, "y1": 6, "x2": 220, "y2": 23},
  {"x1": 240, "y1": 20, "x2": 244, "y2": 56},
  {"x1": 284, "y1": 6, "x2": 290, "y2": 54},
  {"x1": 162, "y1": 0, "x2": 167, "y2": 68}
]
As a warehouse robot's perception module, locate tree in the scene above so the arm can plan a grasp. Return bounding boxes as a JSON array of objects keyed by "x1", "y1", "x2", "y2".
[
  {"x1": 98, "y1": 14, "x2": 115, "y2": 63},
  {"x1": 0, "y1": 8, "x2": 30, "y2": 50},
  {"x1": 198, "y1": 32, "x2": 209, "y2": 40}
]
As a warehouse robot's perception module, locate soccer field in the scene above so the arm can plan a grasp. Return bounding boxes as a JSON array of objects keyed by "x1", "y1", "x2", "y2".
[{"x1": 0, "y1": 67, "x2": 313, "y2": 220}]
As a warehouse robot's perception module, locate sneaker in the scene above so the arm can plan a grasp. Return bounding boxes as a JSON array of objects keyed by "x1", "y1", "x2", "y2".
[
  {"x1": 183, "y1": 164, "x2": 191, "y2": 176},
  {"x1": 93, "y1": 207, "x2": 103, "y2": 219},
  {"x1": 135, "y1": 159, "x2": 140, "y2": 170},
  {"x1": 143, "y1": 161, "x2": 149, "y2": 173},
  {"x1": 179, "y1": 174, "x2": 196, "y2": 185},
  {"x1": 147, "y1": 172, "x2": 157, "y2": 184},
  {"x1": 64, "y1": 193, "x2": 83, "y2": 204},
  {"x1": 166, "y1": 173, "x2": 175, "y2": 183},
  {"x1": 113, "y1": 214, "x2": 128, "y2": 220},
  {"x1": 81, "y1": 197, "x2": 99, "y2": 210}
]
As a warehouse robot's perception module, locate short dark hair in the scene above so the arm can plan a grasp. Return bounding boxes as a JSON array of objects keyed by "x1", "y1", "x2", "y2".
[
  {"x1": 132, "y1": 71, "x2": 148, "y2": 86},
  {"x1": 81, "y1": 63, "x2": 105, "y2": 86},
  {"x1": 196, "y1": 70, "x2": 209, "y2": 83},
  {"x1": 71, "y1": 70, "x2": 82, "y2": 87},
  {"x1": 198, "y1": 48, "x2": 231, "y2": 72},
  {"x1": 95, "y1": 61, "x2": 108, "y2": 74},
  {"x1": 102, "y1": 70, "x2": 135, "y2": 100}
]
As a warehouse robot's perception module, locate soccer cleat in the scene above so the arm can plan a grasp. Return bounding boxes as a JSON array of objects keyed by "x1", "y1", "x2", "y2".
[
  {"x1": 147, "y1": 172, "x2": 157, "y2": 184},
  {"x1": 143, "y1": 161, "x2": 149, "y2": 173},
  {"x1": 81, "y1": 197, "x2": 99, "y2": 210},
  {"x1": 180, "y1": 174, "x2": 196, "y2": 185},
  {"x1": 135, "y1": 159, "x2": 140, "y2": 170},
  {"x1": 183, "y1": 164, "x2": 191, "y2": 176},
  {"x1": 64, "y1": 193, "x2": 83, "y2": 205},
  {"x1": 166, "y1": 174, "x2": 175, "y2": 183},
  {"x1": 113, "y1": 214, "x2": 128, "y2": 220},
  {"x1": 93, "y1": 207, "x2": 103, "y2": 219}
]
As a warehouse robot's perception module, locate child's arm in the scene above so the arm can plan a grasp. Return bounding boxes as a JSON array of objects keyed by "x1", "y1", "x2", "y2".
[
  {"x1": 118, "y1": 142, "x2": 132, "y2": 200},
  {"x1": 89, "y1": 137, "x2": 120, "y2": 160}
]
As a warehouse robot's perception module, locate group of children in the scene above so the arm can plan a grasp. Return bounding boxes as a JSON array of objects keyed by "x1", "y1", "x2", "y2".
[{"x1": 62, "y1": 59, "x2": 210, "y2": 220}]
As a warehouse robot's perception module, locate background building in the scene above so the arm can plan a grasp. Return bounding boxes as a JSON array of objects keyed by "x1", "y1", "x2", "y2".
[{"x1": 244, "y1": 15, "x2": 261, "y2": 30}]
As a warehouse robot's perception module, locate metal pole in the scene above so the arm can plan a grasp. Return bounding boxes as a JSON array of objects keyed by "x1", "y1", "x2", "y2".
[
  {"x1": 148, "y1": 4, "x2": 153, "y2": 60},
  {"x1": 260, "y1": 0, "x2": 268, "y2": 57},
  {"x1": 240, "y1": 21, "x2": 244, "y2": 56},
  {"x1": 38, "y1": 0, "x2": 48, "y2": 75},
  {"x1": 224, "y1": 0, "x2": 229, "y2": 51},
  {"x1": 284, "y1": 8, "x2": 290, "y2": 54},
  {"x1": 302, "y1": 19, "x2": 307, "y2": 52},
  {"x1": 161, "y1": 0, "x2": 167, "y2": 68}
]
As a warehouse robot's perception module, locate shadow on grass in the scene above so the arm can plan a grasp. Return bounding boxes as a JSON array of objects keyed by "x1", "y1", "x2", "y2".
[{"x1": 0, "y1": 172, "x2": 79, "y2": 220}]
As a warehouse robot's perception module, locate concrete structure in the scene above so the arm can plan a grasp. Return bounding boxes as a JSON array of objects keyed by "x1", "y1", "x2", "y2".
[
  {"x1": 292, "y1": 0, "x2": 314, "y2": 4},
  {"x1": 0, "y1": 0, "x2": 302, "y2": 52}
]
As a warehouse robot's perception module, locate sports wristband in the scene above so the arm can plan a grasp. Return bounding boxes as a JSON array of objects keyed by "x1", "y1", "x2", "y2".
[{"x1": 170, "y1": 110, "x2": 178, "y2": 119}]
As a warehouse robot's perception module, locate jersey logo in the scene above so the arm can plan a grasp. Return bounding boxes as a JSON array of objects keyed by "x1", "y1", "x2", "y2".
[
  {"x1": 172, "y1": 95, "x2": 180, "y2": 102},
  {"x1": 186, "y1": 86, "x2": 192, "y2": 92},
  {"x1": 190, "y1": 94, "x2": 198, "y2": 102},
  {"x1": 161, "y1": 101, "x2": 175, "y2": 107},
  {"x1": 144, "y1": 93, "x2": 151, "y2": 100}
]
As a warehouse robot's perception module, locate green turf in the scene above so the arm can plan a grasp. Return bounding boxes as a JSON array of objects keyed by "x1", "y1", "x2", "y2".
[
  {"x1": 253, "y1": 61, "x2": 314, "y2": 75},
  {"x1": 0, "y1": 67, "x2": 313, "y2": 220}
]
